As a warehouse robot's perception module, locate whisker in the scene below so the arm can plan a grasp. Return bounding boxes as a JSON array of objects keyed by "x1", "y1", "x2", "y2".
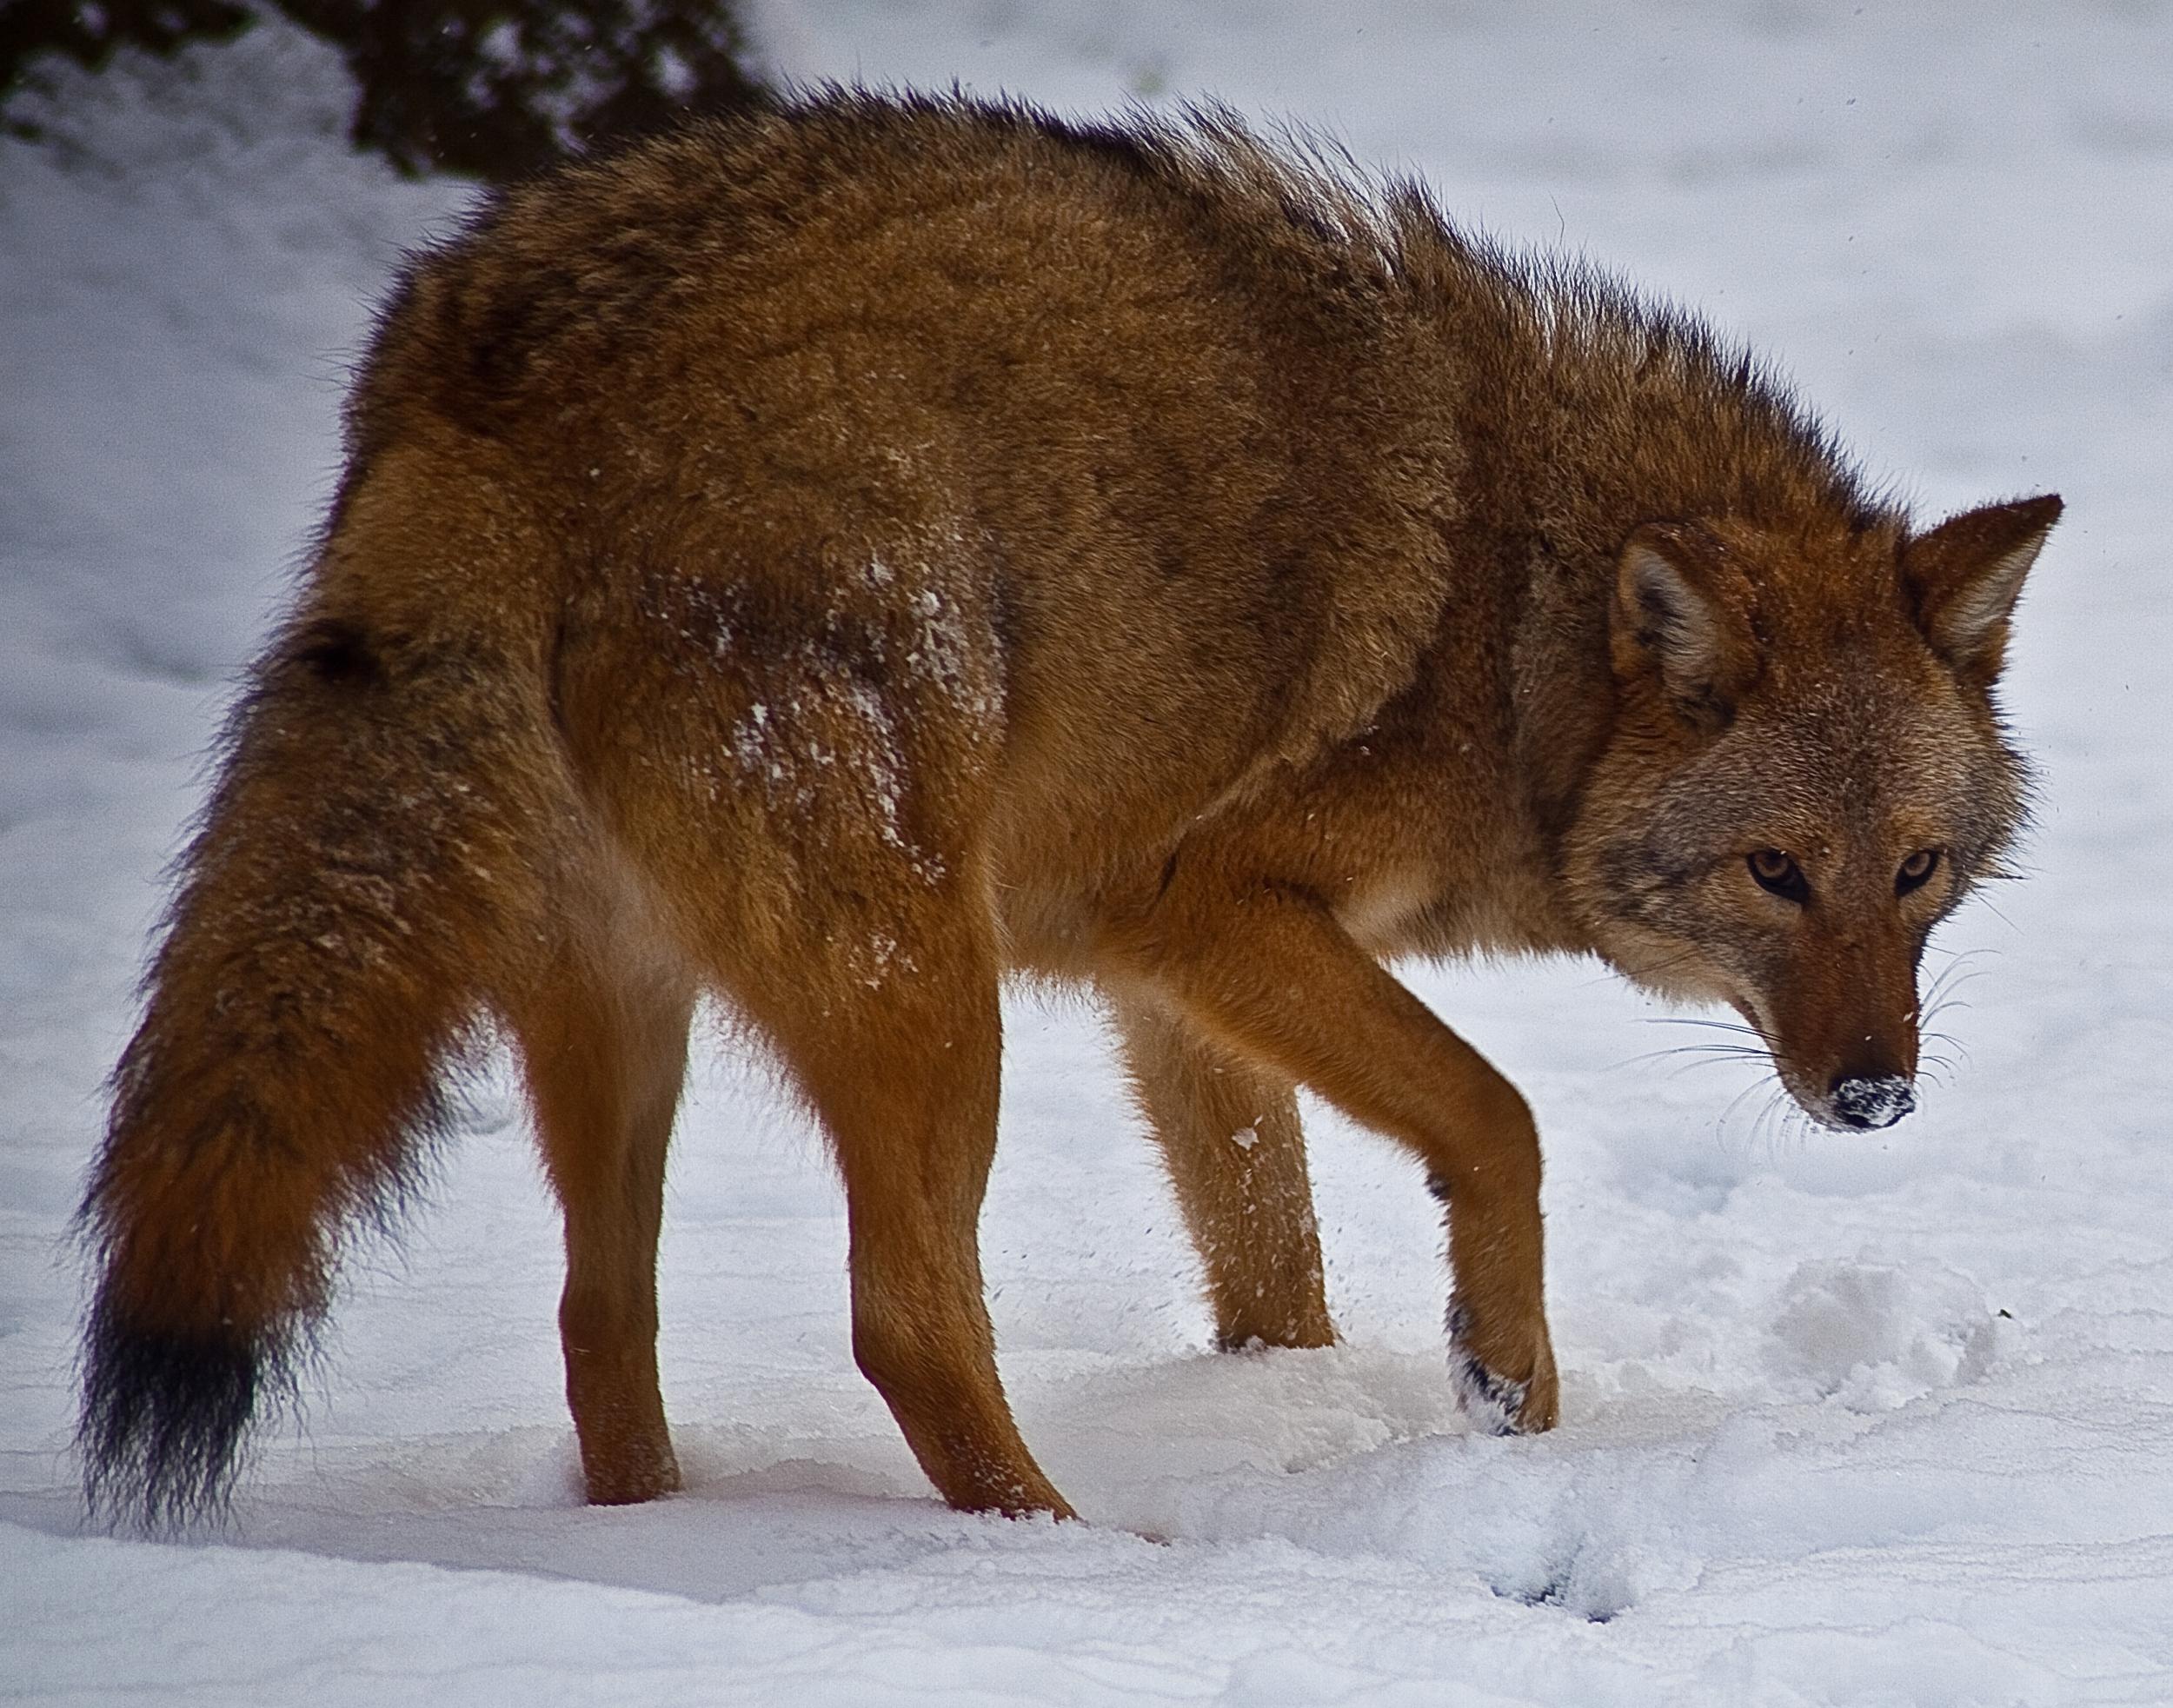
[
  {"x1": 1638, "y1": 1015, "x2": 1762, "y2": 1033},
  {"x1": 1923, "y1": 966, "x2": 1990, "y2": 1004},
  {"x1": 1921, "y1": 966, "x2": 1990, "y2": 1007},
  {"x1": 1715, "y1": 1071, "x2": 1778, "y2": 1140},
  {"x1": 1664, "y1": 1055, "x2": 1768, "y2": 1082},
  {"x1": 1611, "y1": 1044, "x2": 1770, "y2": 1073},
  {"x1": 1613, "y1": 1035, "x2": 1774, "y2": 1101},
  {"x1": 1750, "y1": 1083, "x2": 1793, "y2": 1158}
]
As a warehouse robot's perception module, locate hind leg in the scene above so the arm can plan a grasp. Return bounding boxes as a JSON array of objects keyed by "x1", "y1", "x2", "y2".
[
  {"x1": 1111, "y1": 993, "x2": 1335, "y2": 1352},
  {"x1": 508, "y1": 908, "x2": 694, "y2": 1506},
  {"x1": 559, "y1": 548, "x2": 1051, "y2": 1511},
  {"x1": 753, "y1": 912, "x2": 1070, "y2": 1519}
]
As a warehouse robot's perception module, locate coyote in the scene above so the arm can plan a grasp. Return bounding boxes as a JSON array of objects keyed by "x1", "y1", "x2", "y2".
[{"x1": 79, "y1": 91, "x2": 2057, "y2": 1527}]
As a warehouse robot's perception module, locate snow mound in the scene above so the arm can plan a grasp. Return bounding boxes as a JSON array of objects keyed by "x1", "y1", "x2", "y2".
[{"x1": 1764, "y1": 1259, "x2": 2013, "y2": 1412}]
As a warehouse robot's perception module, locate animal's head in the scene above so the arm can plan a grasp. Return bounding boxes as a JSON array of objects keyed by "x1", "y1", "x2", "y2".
[{"x1": 1565, "y1": 495, "x2": 2060, "y2": 1130}]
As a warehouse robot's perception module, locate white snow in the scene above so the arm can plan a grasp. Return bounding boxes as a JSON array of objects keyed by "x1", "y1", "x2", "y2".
[{"x1": 5, "y1": 3, "x2": 2171, "y2": 1703}]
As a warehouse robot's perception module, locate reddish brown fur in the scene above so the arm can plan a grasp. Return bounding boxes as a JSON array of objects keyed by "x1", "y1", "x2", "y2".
[{"x1": 80, "y1": 91, "x2": 2057, "y2": 1527}]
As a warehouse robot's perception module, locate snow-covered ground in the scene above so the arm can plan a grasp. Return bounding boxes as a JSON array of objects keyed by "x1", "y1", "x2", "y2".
[{"x1": 4, "y1": 3, "x2": 2170, "y2": 1702}]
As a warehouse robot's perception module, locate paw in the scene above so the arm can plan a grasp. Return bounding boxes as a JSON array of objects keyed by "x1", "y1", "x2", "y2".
[{"x1": 1446, "y1": 1301, "x2": 1559, "y2": 1435}]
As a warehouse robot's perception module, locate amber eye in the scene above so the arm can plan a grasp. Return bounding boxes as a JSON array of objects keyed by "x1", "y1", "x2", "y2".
[
  {"x1": 1897, "y1": 848, "x2": 1942, "y2": 896},
  {"x1": 1747, "y1": 848, "x2": 1810, "y2": 903}
]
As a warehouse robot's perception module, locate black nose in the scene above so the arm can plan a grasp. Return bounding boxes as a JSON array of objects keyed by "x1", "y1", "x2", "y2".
[{"x1": 1829, "y1": 1074, "x2": 1917, "y2": 1130}]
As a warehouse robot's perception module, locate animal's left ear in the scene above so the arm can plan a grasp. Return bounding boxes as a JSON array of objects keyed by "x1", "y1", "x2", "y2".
[{"x1": 1902, "y1": 494, "x2": 2061, "y2": 685}]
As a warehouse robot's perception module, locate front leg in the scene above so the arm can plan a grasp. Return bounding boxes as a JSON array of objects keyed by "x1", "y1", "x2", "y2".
[
  {"x1": 1109, "y1": 991, "x2": 1336, "y2": 1352},
  {"x1": 1432, "y1": 1179, "x2": 1558, "y2": 1434},
  {"x1": 1100, "y1": 871, "x2": 1558, "y2": 1435}
]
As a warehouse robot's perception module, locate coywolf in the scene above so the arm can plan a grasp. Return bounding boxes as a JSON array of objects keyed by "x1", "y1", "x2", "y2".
[{"x1": 80, "y1": 90, "x2": 2057, "y2": 1525}]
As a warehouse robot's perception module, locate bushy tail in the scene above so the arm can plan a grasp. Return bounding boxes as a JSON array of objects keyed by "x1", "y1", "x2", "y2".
[{"x1": 79, "y1": 455, "x2": 565, "y2": 1528}]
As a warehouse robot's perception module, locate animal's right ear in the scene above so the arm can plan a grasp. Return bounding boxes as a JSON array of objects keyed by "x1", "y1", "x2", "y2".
[{"x1": 1611, "y1": 523, "x2": 1758, "y2": 728}]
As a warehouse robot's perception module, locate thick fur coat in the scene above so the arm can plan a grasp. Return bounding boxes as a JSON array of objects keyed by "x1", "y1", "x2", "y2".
[{"x1": 80, "y1": 91, "x2": 2057, "y2": 1526}]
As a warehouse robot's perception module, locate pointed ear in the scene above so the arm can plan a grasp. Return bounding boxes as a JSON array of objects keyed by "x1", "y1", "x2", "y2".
[
  {"x1": 1611, "y1": 522, "x2": 1759, "y2": 728},
  {"x1": 1903, "y1": 494, "x2": 2060, "y2": 685}
]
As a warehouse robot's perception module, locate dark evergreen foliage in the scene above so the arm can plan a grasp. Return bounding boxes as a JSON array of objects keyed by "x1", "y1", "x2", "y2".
[
  {"x1": 3, "y1": 0, "x2": 765, "y2": 178},
  {"x1": 3, "y1": 0, "x2": 256, "y2": 142}
]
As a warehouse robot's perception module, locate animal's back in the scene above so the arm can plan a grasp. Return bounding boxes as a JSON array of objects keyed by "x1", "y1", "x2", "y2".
[{"x1": 352, "y1": 95, "x2": 1469, "y2": 906}]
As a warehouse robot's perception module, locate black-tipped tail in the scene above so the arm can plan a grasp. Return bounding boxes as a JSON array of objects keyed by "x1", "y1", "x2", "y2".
[{"x1": 78, "y1": 1284, "x2": 289, "y2": 1532}]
